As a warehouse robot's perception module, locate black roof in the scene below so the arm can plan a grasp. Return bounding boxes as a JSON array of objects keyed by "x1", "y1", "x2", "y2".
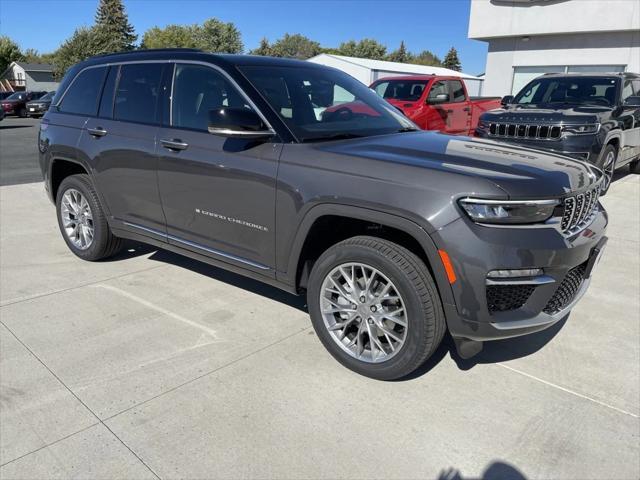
[{"x1": 81, "y1": 48, "x2": 323, "y2": 69}]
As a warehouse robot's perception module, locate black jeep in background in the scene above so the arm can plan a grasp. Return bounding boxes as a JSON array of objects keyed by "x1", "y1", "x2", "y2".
[{"x1": 476, "y1": 73, "x2": 640, "y2": 193}]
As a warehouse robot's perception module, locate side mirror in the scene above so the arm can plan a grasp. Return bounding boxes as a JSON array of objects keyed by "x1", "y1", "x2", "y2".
[
  {"x1": 208, "y1": 107, "x2": 275, "y2": 139},
  {"x1": 623, "y1": 96, "x2": 640, "y2": 107},
  {"x1": 428, "y1": 93, "x2": 449, "y2": 105},
  {"x1": 501, "y1": 95, "x2": 514, "y2": 106}
]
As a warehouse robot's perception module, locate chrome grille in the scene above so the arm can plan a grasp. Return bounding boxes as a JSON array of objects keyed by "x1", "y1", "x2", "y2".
[
  {"x1": 560, "y1": 184, "x2": 601, "y2": 235},
  {"x1": 488, "y1": 123, "x2": 562, "y2": 140}
]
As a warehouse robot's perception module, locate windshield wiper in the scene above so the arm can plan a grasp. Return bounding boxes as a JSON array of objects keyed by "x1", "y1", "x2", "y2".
[
  {"x1": 395, "y1": 127, "x2": 419, "y2": 133},
  {"x1": 301, "y1": 133, "x2": 364, "y2": 143}
]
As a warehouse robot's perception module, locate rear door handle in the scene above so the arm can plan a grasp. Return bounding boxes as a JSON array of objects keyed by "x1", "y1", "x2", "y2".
[
  {"x1": 160, "y1": 139, "x2": 189, "y2": 151},
  {"x1": 87, "y1": 127, "x2": 107, "y2": 137}
]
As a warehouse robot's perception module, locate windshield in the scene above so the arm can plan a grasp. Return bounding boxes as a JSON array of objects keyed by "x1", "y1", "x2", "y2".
[
  {"x1": 5, "y1": 92, "x2": 25, "y2": 101},
  {"x1": 373, "y1": 80, "x2": 429, "y2": 102},
  {"x1": 240, "y1": 66, "x2": 416, "y2": 142},
  {"x1": 40, "y1": 92, "x2": 55, "y2": 101},
  {"x1": 513, "y1": 76, "x2": 620, "y2": 107}
]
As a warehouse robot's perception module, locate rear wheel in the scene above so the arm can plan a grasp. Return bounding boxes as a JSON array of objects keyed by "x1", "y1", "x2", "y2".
[
  {"x1": 307, "y1": 236, "x2": 445, "y2": 380},
  {"x1": 56, "y1": 174, "x2": 122, "y2": 261},
  {"x1": 596, "y1": 144, "x2": 617, "y2": 194}
]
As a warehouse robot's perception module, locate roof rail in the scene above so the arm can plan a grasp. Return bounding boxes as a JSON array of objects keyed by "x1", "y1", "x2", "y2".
[{"x1": 92, "y1": 48, "x2": 203, "y2": 59}]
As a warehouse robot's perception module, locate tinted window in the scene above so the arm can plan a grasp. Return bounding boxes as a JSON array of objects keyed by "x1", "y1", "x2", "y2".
[
  {"x1": 241, "y1": 66, "x2": 414, "y2": 142},
  {"x1": 58, "y1": 67, "x2": 107, "y2": 115},
  {"x1": 373, "y1": 80, "x2": 428, "y2": 102},
  {"x1": 98, "y1": 66, "x2": 118, "y2": 118},
  {"x1": 172, "y1": 64, "x2": 249, "y2": 131},
  {"x1": 427, "y1": 81, "x2": 448, "y2": 103},
  {"x1": 114, "y1": 63, "x2": 163, "y2": 124},
  {"x1": 513, "y1": 76, "x2": 619, "y2": 107},
  {"x1": 448, "y1": 80, "x2": 466, "y2": 103}
]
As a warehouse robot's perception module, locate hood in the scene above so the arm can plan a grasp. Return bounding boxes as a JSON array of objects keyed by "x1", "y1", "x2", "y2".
[
  {"x1": 481, "y1": 104, "x2": 609, "y2": 124},
  {"x1": 320, "y1": 131, "x2": 600, "y2": 198},
  {"x1": 26, "y1": 98, "x2": 51, "y2": 105}
]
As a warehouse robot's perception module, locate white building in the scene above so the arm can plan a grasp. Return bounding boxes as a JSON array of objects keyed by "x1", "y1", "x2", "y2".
[
  {"x1": 0, "y1": 62, "x2": 59, "y2": 92},
  {"x1": 307, "y1": 54, "x2": 485, "y2": 96},
  {"x1": 469, "y1": 0, "x2": 640, "y2": 96}
]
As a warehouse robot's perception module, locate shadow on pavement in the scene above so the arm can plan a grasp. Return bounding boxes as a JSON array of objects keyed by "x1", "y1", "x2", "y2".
[
  {"x1": 0, "y1": 124, "x2": 34, "y2": 130},
  {"x1": 450, "y1": 315, "x2": 568, "y2": 371},
  {"x1": 438, "y1": 460, "x2": 528, "y2": 480},
  {"x1": 147, "y1": 247, "x2": 307, "y2": 312}
]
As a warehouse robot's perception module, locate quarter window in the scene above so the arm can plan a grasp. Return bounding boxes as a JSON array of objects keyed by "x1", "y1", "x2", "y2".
[
  {"x1": 621, "y1": 80, "x2": 634, "y2": 103},
  {"x1": 58, "y1": 67, "x2": 107, "y2": 116},
  {"x1": 172, "y1": 64, "x2": 250, "y2": 131},
  {"x1": 114, "y1": 63, "x2": 163, "y2": 124}
]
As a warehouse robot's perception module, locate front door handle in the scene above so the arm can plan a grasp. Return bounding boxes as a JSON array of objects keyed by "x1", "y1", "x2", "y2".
[
  {"x1": 446, "y1": 109, "x2": 454, "y2": 113},
  {"x1": 87, "y1": 127, "x2": 107, "y2": 137},
  {"x1": 462, "y1": 107, "x2": 471, "y2": 112},
  {"x1": 160, "y1": 139, "x2": 189, "y2": 151}
]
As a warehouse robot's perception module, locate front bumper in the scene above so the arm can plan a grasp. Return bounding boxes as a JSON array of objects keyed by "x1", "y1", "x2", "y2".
[
  {"x1": 26, "y1": 105, "x2": 48, "y2": 116},
  {"x1": 475, "y1": 130, "x2": 601, "y2": 164},
  {"x1": 434, "y1": 205, "x2": 608, "y2": 342}
]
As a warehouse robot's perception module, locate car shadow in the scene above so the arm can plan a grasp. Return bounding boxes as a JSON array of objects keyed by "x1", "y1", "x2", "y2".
[
  {"x1": 146, "y1": 247, "x2": 308, "y2": 312},
  {"x1": 113, "y1": 241, "x2": 566, "y2": 377},
  {"x1": 612, "y1": 167, "x2": 631, "y2": 184},
  {"x1": 0, "y1": 124, "x2": 33, "y2": 130}
]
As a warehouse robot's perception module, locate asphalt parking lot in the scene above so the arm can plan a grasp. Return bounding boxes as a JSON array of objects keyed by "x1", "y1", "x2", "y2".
[{"x1": 0, "y1": 116, "x2": 639, "y2": 479}]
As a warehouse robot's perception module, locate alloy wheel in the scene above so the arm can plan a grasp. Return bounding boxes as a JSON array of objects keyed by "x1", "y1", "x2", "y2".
[
  {"x1": 60, "y1": 188, "x2": 94, "y2": 250},
  {"x1": 319, "y1": 262, "x2": 408, "y2": 363},
  {"x1": 602, "y1": 150, "x2": 616, "y2": 191}
]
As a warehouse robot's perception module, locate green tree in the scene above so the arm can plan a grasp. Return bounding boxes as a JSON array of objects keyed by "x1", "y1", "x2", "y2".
[
  {"x1": 94, "y1": 0, "x2": 136, "y2": 51},
  {"x1": 0, "y1": 36, "x2": 23, "y2": 74},
  {"x1": 194, "y1": 18, "x2": 243, "y2": 53},
  {"x1": 141, "y1": 18, "x2": 242, "y2": 53},
  {"x1": 386, "y1": 41, "x2": 410, "y2": 63},
  {"x1": 270, "y1": 34, "x2": 321, "y2": 59},
  {"x1": 412, "y1": 50, "x2": 442, "y2": 67},
  {"x1": 52, "y1": 27, "x2": 102, "y2": 78},
  {"x1": 250, "y1": 37, "x2": 272, "y2": 56},
  {"x1": 141, "y1": 25, "x2": 198, "y2": 49},
  {"x1": 337, "y1": 38, "x2": 387, "y2": 59},
  {"x1": 443, "y1": 47, "x2": 462, "y2": 71}
]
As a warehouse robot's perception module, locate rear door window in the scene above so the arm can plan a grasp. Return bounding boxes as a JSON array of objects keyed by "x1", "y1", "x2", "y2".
[
  {"x1": 114, "y1": 63, "x2": 163, "y2": 124},
  {"x1": 171, "y1": 63, "x2": 250, "y2": 131},
  {"x1": 447, "y1": 80, "x2": 466, "y2": 103},
  {"x1": 58, "y1": 67, "x2": 107, "y2": 116}
]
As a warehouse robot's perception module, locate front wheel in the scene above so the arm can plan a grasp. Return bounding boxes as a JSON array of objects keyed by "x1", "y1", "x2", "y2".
[
  {"x1": 17, "y1": 107, "x2": 27, "y2": 118},
  {"x1": 307, "y1": 236, "x2": 446, "y2": 380},
  {"x1": 597, "y1": 144, "x2": 617, "y2": 195},
  {"x1": 56, "y1": 174, "x2": 123, "y2": 261}
]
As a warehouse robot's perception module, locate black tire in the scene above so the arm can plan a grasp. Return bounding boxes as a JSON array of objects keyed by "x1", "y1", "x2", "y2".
[
  {"x1": 55, "y1": 174, "x2": 122, "y2": 261},
  {"x1": 596, "y1": 144, "x2": 617, "y2": 195},
  {"x1": 307, "y1": 236, "x2": 446, "y2": 380},
  {"x1": 630, "y1": 159, "x2": 640, "y2": 175},
  {"x1": 17, "y1": 107, "x2": 27, "y2": 118}
]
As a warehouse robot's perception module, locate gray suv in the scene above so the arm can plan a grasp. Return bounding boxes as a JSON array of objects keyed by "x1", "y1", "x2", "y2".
[{"x1": 39, "y1": 49, "x2": 608, "y2": 379}]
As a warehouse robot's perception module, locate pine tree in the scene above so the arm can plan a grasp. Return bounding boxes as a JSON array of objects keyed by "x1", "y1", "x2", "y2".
[
  {"x1": 250, "y1": 38, "x2": 272, "y2": 56},
  {"x1": 94, "y1": 0, "x2": 137, "y2": 52},
  {"x1": 443, "y1": 47, "x2": 462, "y2": 72},
  {"x1": 387, "y1": 41, "x2": 410, "y2": 63}
]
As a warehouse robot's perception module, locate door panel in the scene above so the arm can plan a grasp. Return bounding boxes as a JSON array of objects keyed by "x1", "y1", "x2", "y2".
[
  {"x1": 156, "y1": 63, "x2": 279, "y2": 272},
  {"x1": 444, "y1": 80, "x2": 471, "y2": 135}
]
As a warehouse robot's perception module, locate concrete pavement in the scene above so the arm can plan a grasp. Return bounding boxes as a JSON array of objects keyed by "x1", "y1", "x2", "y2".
[{"x1": 0, "y1": 139, "x2": 638, "y2": 478}]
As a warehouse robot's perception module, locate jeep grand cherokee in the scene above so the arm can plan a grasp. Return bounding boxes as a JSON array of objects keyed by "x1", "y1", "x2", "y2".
[{"x1": 38, "y1": 49, "x2": 608, "y2": 379}]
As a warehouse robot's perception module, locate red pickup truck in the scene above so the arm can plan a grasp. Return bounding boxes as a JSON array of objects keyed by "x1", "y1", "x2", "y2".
[{"x1": 370, "y1": 75, "x2": 501, "y2": 136}]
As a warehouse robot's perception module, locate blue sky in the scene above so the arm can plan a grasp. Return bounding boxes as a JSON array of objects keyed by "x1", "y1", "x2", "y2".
[{"x1": 0, "y1": 0, "x2": 488, "y2": 74}]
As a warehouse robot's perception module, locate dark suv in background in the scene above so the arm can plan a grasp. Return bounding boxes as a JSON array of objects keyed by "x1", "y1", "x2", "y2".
[
  {"x1": 476, "y1": 73, "x2": 640, "y2": 193},
  {"x1": 39, "y1": 50, "x2": 608, "y2": 379},
  {"x1": 26, "y1": 91, "x2": 56, "y2": 117}
]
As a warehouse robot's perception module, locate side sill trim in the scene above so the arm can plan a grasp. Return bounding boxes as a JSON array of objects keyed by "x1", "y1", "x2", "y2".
[{"x1": 122, "y1": 221, "x2": 270, "y2": 271}]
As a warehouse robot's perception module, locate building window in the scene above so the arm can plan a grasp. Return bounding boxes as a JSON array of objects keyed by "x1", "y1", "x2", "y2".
[{"x1": 512, "y1": 65, "x2": 625, "y2": 94}]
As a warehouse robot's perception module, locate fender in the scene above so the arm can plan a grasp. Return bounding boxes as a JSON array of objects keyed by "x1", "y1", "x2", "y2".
[{"x1": 279, "y1": 203, "x2": 456, "y2": 309}]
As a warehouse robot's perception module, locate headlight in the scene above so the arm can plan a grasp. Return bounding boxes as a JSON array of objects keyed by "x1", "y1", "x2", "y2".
[
  {"x1": 476, "y1": 120, "x2": 490, "y2": 131},
  {"x1": 563, "y1": 124, "x2": 600, "y2": 135},
  {"x1": 459, "y1": 198, "x2": 558, "y2": 224}
]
